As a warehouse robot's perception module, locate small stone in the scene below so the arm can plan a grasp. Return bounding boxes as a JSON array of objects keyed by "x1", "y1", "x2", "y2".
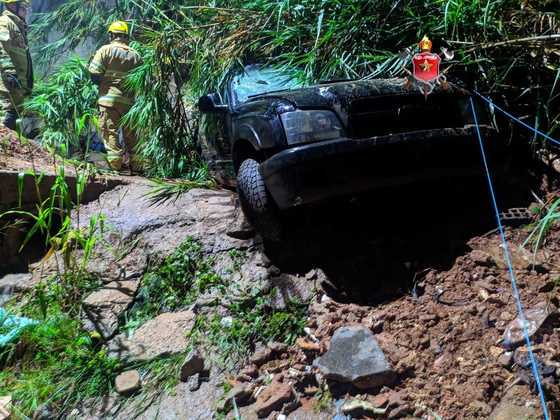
[
  {"x1": 341, "y1": 399, "x2": 387, "y2": 417},
  {"x1": 498, "y1": 352, "x2": 513, "y2": 368},
  {"x1": 115, "y1": 370, "x2": 141, "y2": 396},
  {"x1": 239, "y1": 364, "x2": 259, "y2": 379},
  {"x1": 250, "y1": 343, "x2": 273, "y2": 366},
  {"x1": 471, "y1": 250, "x2": 494, "y2": 266},
  {"x1": 180, "y1": 350, "x2": 205, "y2": 381},
  {"x1": 296, "y1": 337, "x2": 320, "y2": 352},
  {"x1": 499, "y1": 312, "x2": 513, "y2": 322},
  {"x1": 489, "y1": 346, "x2": 504, "y2": 359},
  {"x1": 388, "y1": 404, "x2": 411, "y2": 419},
  {"x1": 370, "y1": 393, "x2": 390, "y2": 408},
  {"x1": 387, "y1": 390, "x2": 407, "y2": 408},
  {"x1": 269, "y1": 342, "x2": 288, "y2": 354},
  {"x1": 254, "y1": 382, "x2": 294, "y2": 418},
  {"x1": 0, "y1": 396, "x2": 11, "y2": 420},
  {"x1": 220, "y1": 317, "x2": 233, "y2": 328},
  {"x1": 218, "y1": 383, "x2": 256, "y2": 413},
  {"x1": 187, "y1": 373, "x2": 201, "y2": 392},
  {"x1": 314, "y1": 326, "x2": 395, "y2": 389}
]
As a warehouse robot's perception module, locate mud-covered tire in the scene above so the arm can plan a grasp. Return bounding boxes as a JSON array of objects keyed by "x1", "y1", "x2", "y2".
[{"x1": 237, "y1": 158, "x2": 282, "y2": 241}]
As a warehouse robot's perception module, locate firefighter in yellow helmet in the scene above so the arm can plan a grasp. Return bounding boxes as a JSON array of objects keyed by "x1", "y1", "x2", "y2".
[
  {"x1": 89, "y1": 21, "x2": 143, "y2": 173},
  {"x1": 0, "y1": 0, "x2": 32, "y2": 131}
]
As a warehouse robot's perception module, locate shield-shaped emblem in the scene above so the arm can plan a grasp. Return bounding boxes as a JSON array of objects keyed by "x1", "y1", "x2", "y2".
[{"x1": 412, "y1": 52, "x2": 441, "y2": 83}]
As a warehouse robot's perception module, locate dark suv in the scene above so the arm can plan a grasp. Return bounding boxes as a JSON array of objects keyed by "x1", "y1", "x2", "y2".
[{"x1": 198, "y1": 66, "x2": 496, "y2": 239}]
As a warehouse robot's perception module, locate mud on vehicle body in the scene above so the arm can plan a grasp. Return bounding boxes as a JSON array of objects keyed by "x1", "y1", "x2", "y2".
[{"x1": 198, "y1": 65, "x2": 500, "y2": 240}]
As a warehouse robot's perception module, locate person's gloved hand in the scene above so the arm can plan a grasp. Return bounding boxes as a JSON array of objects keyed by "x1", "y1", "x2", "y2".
[{"x1": 3, "y1": 73, "x2": 21, "y2": 90}]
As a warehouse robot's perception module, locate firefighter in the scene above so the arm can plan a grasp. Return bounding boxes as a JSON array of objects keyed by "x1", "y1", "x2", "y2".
[
  {"x1": 89, "y1": 21, "x2": 142, "y2": 173},
  {"x1": 0, "y1": 0, "x2": 32, "y2": 131}
]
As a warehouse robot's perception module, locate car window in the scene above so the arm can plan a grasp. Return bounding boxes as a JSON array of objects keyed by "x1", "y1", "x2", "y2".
[{"x1": 231, "y1": 66, "x2": 304, "y2": 104}]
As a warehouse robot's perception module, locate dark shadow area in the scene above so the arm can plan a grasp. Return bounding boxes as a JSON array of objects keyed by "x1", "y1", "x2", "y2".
[
  {"x1": 264, "y1": 162, "x2": 536, "y2": 305},
  {"x1": 0, "y1": 217, "x2": 59, "y2": 276}
]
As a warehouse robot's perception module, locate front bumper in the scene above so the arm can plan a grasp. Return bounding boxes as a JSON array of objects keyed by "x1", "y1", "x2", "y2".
[{"x1": 261, "y1": 126, "x2": 499, "y2": 210}]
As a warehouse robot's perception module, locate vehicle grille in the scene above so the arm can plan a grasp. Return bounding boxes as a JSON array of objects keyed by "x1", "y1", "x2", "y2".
[{"x1": 348, "y1": 93, "x2": 468, "y2": 139}]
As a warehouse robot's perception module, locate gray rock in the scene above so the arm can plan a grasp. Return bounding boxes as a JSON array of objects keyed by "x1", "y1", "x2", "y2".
[
  {"x1": 250, "y1": 343, "x2": 274, "y2": 366},
  {"x1": 115, "y1": 370, "x2": 141, "y2": 396},
  {"x1": 108, "y1": 311, "x2": 195, "y2": 362},
  {"x1": 489, "y1": 386, "x2": 540, "y2": 420},
  {"x1": 269, "y1": 273, "x2": 318, "y2": 310},
  {"x1": 341, "y1": 399, "x2": 387, "y2": 417},
  {"x1": 498, "y1": 351, "x2": 513, "y2": 368},
  {"x1": 0, "y1": 273, "x2": 33, "y2": 305},
  {"x1": 217, "y1": 383, "x2": 255, "y2": 413},
  {"x1": 180, "y1": 350, "x2": 205, "y2": 381},
  {"x1": 187, "y1": 373, "x2": 201, "y2": 392},
  {"x1": 314, "y1": 326, "x2": 396, "y2": 389},
  {"x1": 470, "y1": 250, "x2": 494, "y2": 266},
  {"x1": 82, "y1": 279, "x2": 140, "y2": 340}
]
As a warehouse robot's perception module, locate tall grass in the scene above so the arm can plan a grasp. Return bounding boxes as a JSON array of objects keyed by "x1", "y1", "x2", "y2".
[{"x1": 24, "y1": 57, "x2": 98, "y2": 158}]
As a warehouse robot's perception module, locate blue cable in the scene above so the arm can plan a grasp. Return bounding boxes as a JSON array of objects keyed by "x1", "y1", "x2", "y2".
[
  {"x1": 469, "y1": 97, "x2": 550, "y2": 420},
  {"x1": 473, "y1": 90, "x2": 560, "y2": 148}
]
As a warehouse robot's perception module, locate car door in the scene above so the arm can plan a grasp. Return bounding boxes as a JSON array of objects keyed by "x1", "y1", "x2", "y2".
[{"x1": 198, "y1": 91, "x2": 236, "y2": 187}]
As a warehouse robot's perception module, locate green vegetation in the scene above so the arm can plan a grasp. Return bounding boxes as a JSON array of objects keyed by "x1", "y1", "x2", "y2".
[
  {"x1": 524, "y1": 198, "x2": 560, "y2": 255},
  {"x1": 30, "y1": 0, "x2": 560, "y2": 178},
  {"x1": 126, "y1": 237, "x2": 307, "y2": 366},
  {"x1": 24, "y1": 58, "x2": 98, "y2": 158},
  {"x1": 192, "y1": 298, "x2": 307, "y2": 366},
  {"x1": 124, "y1": 238, "x2": 223, "y2": 331},
  {"x1": 0, "y1": 315, "x2": 119, "y2": 417}
]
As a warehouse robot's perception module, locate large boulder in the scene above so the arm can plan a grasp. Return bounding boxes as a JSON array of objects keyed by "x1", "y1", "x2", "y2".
[{"x1": 314, "y1": 325, "x2": 396, "y2": 389}]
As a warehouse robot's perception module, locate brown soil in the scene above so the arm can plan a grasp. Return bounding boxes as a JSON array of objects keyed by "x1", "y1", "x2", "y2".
[
  {"x1": 0, "y1": 127, "x2": 58, "y2": 173},
  {"x1": 237, "y1": 215, "x2": 560, "y2": 418}
]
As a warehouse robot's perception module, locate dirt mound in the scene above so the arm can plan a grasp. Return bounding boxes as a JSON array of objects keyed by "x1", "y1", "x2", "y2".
[
  {"x1": 232, "y1": 222, "x2": 560, "y2": 418},
  {"x1": 0, "y1": 128, "x2": 55, "y2": 173}
]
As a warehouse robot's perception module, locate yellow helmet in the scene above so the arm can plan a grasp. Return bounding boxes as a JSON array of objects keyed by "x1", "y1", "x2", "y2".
[
  {"x1": 1, "y1": 0, "x2": 30, "y2": 4},
  {"x1": 108, "y1": 21, "x2": 129, "y2": 35}
]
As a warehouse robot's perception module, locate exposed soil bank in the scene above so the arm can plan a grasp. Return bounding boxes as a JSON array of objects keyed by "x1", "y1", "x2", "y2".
[{"x1": 0, "y1": 170, "x2": 124, "y2": 275}]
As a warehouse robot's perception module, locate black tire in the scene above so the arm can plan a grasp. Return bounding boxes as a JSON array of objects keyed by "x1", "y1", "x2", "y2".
[{"x1": 237, "y1": 158, "x2": 282, "y2": 241}]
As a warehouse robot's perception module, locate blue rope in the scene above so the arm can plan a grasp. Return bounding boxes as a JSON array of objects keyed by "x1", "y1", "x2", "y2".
[
  {"x1": 469, "y1": 97, "x2": 550, "y2": 420},
  {"x1": 473, "y1": 90, "x2": 560, "y2": 148}
]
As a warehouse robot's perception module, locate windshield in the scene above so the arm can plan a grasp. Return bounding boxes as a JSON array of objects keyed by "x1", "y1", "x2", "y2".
[{"x1": 231, "y1": 66, "x2": 304, "y2": 104}]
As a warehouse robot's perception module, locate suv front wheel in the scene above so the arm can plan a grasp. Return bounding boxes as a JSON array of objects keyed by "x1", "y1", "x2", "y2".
[{"x1": 237, "y1": 158, "x2": 282, "y2": 241}]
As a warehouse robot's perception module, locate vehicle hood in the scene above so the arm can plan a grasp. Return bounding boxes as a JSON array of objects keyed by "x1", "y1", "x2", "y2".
[{"x1": 248, "y1": 78, "x2": 470, "y2": 124}]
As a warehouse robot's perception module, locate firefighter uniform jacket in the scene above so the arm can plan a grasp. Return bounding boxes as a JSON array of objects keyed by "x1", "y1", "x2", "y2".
[
  {"x1": 88, "y1": 39, "x2": 142, "y2": 108},
  {"x1": 0, "y1": 9, "x2": 33, "y2": 111}
]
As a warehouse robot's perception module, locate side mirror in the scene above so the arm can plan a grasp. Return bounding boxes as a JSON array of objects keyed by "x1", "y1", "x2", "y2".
[{"x1": 198, "y1": 93, "x2": 228, "y2": 113}]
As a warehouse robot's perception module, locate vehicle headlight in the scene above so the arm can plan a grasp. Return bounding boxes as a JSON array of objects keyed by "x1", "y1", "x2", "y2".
[{"x1": 280, "y1": 110, "x2": 345, "y2": 145}]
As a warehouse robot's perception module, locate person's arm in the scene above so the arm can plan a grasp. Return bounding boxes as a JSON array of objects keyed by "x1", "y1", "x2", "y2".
[
  {"x1": 88, "y1": 47, "x2": 106, "y2": 86},
  {"x1": 0, "y1": 20, "x2": 20, "y2": 89}
]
